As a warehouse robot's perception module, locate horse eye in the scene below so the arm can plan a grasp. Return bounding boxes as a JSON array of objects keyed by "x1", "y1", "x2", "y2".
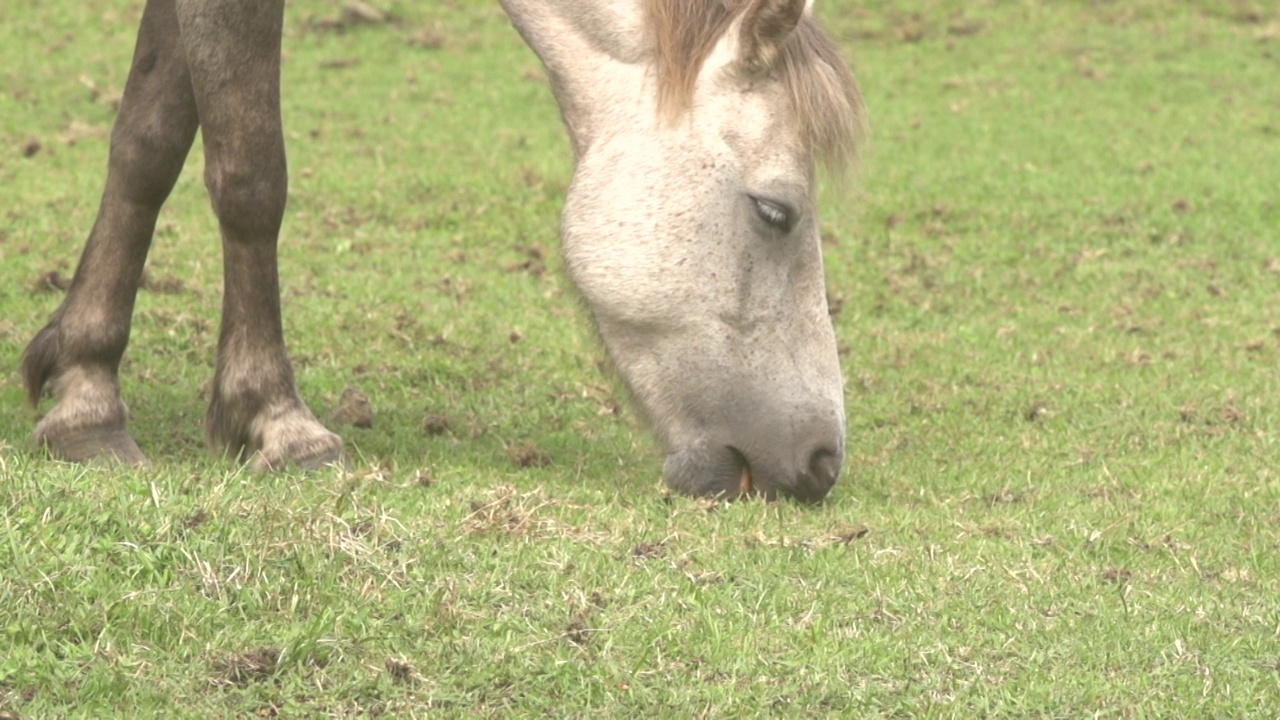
[{"x1": 752, "y1": 196, "x2": 793, "y2": 233}]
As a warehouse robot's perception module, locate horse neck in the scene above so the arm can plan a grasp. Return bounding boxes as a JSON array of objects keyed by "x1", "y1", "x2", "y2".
[{"x1": 498, "y1": 0, "x2": 651, "y2": 157}]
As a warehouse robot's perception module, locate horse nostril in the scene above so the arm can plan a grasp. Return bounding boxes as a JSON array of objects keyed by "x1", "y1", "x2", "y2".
[
  {"x1": 794, "y1": 445, "x2": 841, "y2": 502},
  {"x1": 809, "y1": 448, "x2": 840, "y2": 489}
]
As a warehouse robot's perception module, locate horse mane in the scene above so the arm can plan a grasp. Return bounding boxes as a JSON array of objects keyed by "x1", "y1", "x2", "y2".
[{"x1": 644, "y1": 0, "x2": 865, "y2": 172}]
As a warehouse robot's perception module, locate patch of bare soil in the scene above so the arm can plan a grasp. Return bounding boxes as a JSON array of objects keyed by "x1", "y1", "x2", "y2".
[
  {"x1": 1024, "y1": 401, "x2": 1051, "y2": 422},
  {"x1": 212, "y1": 647, "x2": 281, "y2": 687},
  {"x1": 183, "y1": 508, "x2": 210, "y2": 530},
  {"x1": 947, "y1": 19, "x2": 985, "y2": 37},
  {"x1": 385, "y1": 658, "x2": 416, "y2": 685},
  {"x1": 76, "y1": 75, "x2": 121, "y2": 112},
  {"x1": 467, "y1": 490, "x2": 536, "y2": 534},
  {"x1": 1230, "y1": 7, "x2": 1266, "y2": 24},
  {"x1": 564, "y1": 594, "x2": 608, "y2": 648},
  {"x1": 342, "y1": 0, "x2": 385, "y2": 23},
  {"x1": 1220, "y1": 398, "x2": 1247, "y2": 425},
  {"x1": 521, "y1": 64, "x2": 547, "y2": 83},
  {"x1": 506, "y1": 244, "x2": 548, "y2": 277},
  {"x1": 139, "y1": 270, "x2": 187, "y2": 295},
  {"x1": 463, "y1": 485, "x2": 603, "y2": 543},
  {"x1": 1176, "y1": 396, "x2": 1251, "y2": 434},
  {"x1": 508, "y1": 441, "x2": 551, "y2": 468},
  {"x1": 895, "y1": 20, "x2": 926, "y2": 43},
  {"x1": 983, "y1": 489, "x2": 1026, "y2": 506},
  {"x1": 631, "y1": 541, "x2": 666, "y2": 560},
  {"x1": 1101, "y1": 567, "x2": 1133, "y2": 584},
  {"x1": 832, "y1": 525, "x2": 871, "y2": 544},
  {"x1": 409, "y1": 24, "x2": 447, "y2": 50},
  {"x1": 319, "y1": 57, "x2": 360, "y2": 70},
  {"x1": 564, "y1": 617, "x2": 592, "y2": 647},
  {"x1": 58, "y1": 120, "x2": 108, "y2": 146},
  {"x1": 307, "y1": 0, "x2": 395, "y2": 33},
  {"x1": 422, "y1": 413, "x2": 451, "y2": 436},
  {"x1": 329, "y1": 387, "x2": 374, "y2": 429}
]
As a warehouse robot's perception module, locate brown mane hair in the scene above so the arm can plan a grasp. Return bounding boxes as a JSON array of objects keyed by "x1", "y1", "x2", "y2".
[{"x1": 644, "y1": 0, "x2": 865, "y2": 171}]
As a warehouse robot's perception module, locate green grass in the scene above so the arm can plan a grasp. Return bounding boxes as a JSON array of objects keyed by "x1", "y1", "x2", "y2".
[{"x1": 3, "y1": 0, "x2": 1280, "y2": 716}]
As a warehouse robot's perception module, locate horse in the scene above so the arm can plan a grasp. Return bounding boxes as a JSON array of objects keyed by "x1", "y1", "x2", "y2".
[{"x1": 19, "y1": 0, "x2": 864, "y2": 502}]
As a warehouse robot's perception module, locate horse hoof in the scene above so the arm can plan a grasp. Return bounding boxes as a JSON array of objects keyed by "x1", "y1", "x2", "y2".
[
  {"x1": 248, "y1": 421, "x2": 344, "y2": 473},
  {"x1": 35, "y1": 420, "x2": 148, "y2": 466}
]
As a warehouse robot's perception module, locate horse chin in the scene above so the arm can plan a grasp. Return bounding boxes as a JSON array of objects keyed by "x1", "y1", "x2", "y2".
[{"x1": 662, "y1": 445, "x2": 775, "y2": 501}]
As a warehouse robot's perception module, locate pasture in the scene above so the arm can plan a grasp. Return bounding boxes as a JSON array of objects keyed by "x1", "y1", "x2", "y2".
[{"x1": 2, "y1": 0, "x2": 1279, "y2": 716}]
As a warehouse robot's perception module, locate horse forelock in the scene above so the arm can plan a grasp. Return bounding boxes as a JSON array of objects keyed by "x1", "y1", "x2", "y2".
[{"x1": 643, "y1": 0, "x2": 865, "y2": 172}]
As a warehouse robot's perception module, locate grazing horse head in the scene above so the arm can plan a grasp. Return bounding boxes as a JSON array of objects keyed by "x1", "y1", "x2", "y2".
[
  {"x1": 21, "y1": 0, "x2": 859, "y2": 501},
  {"x1": 504, "y1": 0, "x2": 864, "y2": 501}
]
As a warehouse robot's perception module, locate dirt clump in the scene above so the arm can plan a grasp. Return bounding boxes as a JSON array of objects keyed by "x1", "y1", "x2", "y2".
[
  {"x1": 564, "y1": 618, "x2": 592, "y2": 647},
  {"x1": 183, "y1": 508, "x2": 210, "y2": 530},
  {"x1": 947, "y1": 19, "x2": 985, "y2": 36},
  {"x1": 631, "y1": 541, "x2": 666, "y2": 560},
  {"x1": 329, "y1": 387, "x2": 374, "y2": 429},
  {"x1": 409, "y1": 25, "x2": 446, "y2": 49},
  {"x1": 385, "y1": 658, "x2": 415, "y2": 685},
  {"x1": 509, "y1": 442, "x2": 551, "y2": 468},
  {"x1": 32, "y1": 270, "x2": 70, "y2": 293},
  {"x1": 422, "y1": 413, "x2": 451, "y2": 436},
  {"x1": 1024, "y1": 401, "x2": 1050, "y2": 422},
  {"x1": 307, "y1": 0, "x2": 392, "y2": 33},
  {"x1": 213, "y1": 647, "x2": 281, "y2": 686},
  {"x1": 342, "y1": 1, "x2": 386, "y2": 25},
  {"x1": 139, "y1": 271, "x2": 187, "y2": 294},
  {"x1": 1101, "y1": 568, "x2": 1133, "y2": 584},
  {"x1": 507, "y1": 245, "x2": 548, "y2": 277},
  {"x1": 833, "y1": 525, "x2": 871, "y2": 544}
]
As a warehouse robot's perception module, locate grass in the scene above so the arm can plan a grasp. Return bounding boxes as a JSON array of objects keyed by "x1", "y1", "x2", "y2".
[{"x1": 2, "y1": 0, "x2": 1280, "y2": 716}]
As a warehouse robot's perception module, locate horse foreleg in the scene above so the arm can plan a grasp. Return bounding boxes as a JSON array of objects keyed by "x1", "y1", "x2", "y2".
[
  {"x1": 22, "y1": 0, "x2": 199, "y2": 465},
  {"x1": 175, "y1": 0, "x2": 341, "y2": 470}
]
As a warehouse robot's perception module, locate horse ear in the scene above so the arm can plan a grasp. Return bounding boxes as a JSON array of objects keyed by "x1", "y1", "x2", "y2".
[{"x1": 736, "y1": 0, "x2": 808, "y2": 76}]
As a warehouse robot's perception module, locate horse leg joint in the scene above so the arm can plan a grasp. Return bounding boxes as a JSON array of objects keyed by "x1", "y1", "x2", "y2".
[{"x1": 204, "y1": 155, "x2": 287, "y2": 242}]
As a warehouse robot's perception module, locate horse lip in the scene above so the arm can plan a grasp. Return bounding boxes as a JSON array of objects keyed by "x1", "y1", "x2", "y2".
[{"x1": 663, "y1": 443, "x2": 753, "y2": 499}]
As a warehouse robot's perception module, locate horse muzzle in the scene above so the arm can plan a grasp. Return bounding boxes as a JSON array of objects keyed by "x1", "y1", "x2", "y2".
[{"x1": 662, "y1": 404, "x2": 844, "y2": 503}]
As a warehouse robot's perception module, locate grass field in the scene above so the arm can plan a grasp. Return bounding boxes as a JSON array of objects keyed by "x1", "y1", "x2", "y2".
[{"x1": 3, "y1": 1, "x2": 1280, "y2": 716}]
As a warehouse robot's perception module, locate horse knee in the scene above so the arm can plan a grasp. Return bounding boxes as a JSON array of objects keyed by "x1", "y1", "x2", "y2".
[
  {"x1": 203, "y1": 154, "x2": 287, "y2": 240},
  {"x1": 106, "y1": 119, "x2": 193, "y2": 209}
]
